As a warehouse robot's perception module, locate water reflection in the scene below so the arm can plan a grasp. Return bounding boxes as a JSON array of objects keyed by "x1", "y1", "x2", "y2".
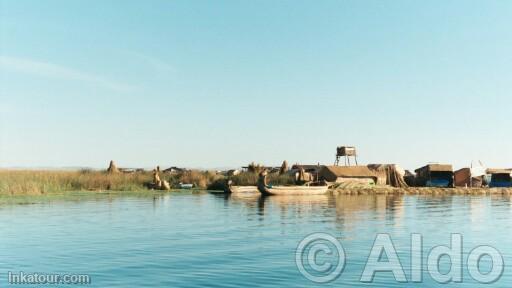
[
  {"x1": 216, "y1": 192, "x2": 512, "y2": 234},
  {"x1": 215, "y1": 192, "x2": 410, "y2": 231},
  {"x1": 165, "y1": 191, "x2": 512, "y2": 237},
  {"x1": 2, "y1": 191, "x2": 512, "y2": 287}
]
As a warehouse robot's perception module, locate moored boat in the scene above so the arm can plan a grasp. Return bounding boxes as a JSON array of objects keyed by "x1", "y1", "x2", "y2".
[
  {"x1": 179, "y1": 183, "x2": 194, "y2": 189},
  {"x1": 224, "y1": 180, "x2": 258, "y2": 194},
  {"x1": 257, "y1": 171, "x2": 329, "y2": 196}
]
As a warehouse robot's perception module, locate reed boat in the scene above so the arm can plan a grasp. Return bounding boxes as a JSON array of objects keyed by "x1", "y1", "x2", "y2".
[
  {"x1": 224, "y1": 180, "x2": 259, "y2": 194},
  {"x1": 258, "y1": 185, "x2": 329, "y2": 196},
  {"x1": 257, "y1": 171, "x2": 329, "y2": 196}
]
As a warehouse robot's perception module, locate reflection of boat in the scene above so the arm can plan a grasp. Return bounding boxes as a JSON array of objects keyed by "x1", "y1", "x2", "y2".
[
  {"x1": 258, "y1": 185, "x2": 329, "y2": 196},
  {"x1": 227, "y1": 186, "x2": 259, "y2": 194},
  {"x1": 265, "y1": 194, "x2": 331, "y2": 205},
  {"x1": 257, "y1": 171, "x2": 329, "y2": 196},
  {"x1": 230, "y1": 192, "x2": 262, "y2": 201}
]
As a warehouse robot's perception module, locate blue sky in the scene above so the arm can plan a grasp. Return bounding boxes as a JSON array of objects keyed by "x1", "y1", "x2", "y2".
[{"x1": 0, "y1": 0, "x2": 511, "y2": 170}]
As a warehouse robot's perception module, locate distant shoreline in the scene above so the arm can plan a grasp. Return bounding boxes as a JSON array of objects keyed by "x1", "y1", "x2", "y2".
[
  {"x1": 1, "y1": 169, "x2": 511, "y2": 198},
  {"x1": 331, "y1": 186, "x2": 512, "y2": 195}
]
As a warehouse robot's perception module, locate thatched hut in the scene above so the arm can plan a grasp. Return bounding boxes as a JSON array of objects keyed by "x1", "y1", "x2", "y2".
[
  {"x1": 367, "y1": 164, "x2": 408, "y2": 188},
  {"x1": 288, "y1": 164, "x2": 324, "y2": 183},
  {"x1": 290, "y1": 164, "x2": 324, "y2": 174},
  {"x1": 319, "y1": 166, "x2": 386, "y2": 185}
]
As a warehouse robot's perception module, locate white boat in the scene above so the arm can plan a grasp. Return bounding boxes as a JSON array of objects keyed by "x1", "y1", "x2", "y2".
[{"x1": 179, "y1": 183, "x2": 194, "y2": 189}]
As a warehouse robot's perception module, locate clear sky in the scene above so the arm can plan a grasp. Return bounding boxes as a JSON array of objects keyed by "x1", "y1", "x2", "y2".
[{"x1": 0, "y1": 0, "x2": 511, "y2": 170}]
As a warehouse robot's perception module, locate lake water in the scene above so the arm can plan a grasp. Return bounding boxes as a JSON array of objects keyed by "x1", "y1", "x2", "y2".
[{"x1": 0, "y1": 192, "x2": 511, "y2": 287}]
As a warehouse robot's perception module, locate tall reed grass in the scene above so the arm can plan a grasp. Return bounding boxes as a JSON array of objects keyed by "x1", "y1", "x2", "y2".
[
  {"x1": 0, "y1": 168, "x2": 297, "y2": 196},
  {"x1": 0, "y1": 169, "x2": 232, "y2": 195},
  {"x1": 229, "y1": 171, "x2": 295, "y2": 186},
  {"x1": 0, "y1": 170, "x2": 154, "y2": 195},
  {"x1": 173, "y1": 170, "x2": 225, "y2": 189}
]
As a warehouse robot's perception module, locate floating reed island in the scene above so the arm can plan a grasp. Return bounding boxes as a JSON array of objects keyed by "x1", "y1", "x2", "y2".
[
  {"x1": 227, "y1": 146, "x2": 512, "y2": 196},
  {"x1": 1, "y1": 144, "x2": 511, "y2": 196}
]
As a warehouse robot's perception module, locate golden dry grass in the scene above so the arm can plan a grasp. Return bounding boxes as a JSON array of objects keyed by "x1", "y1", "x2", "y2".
[
  {"x1": 229, "y1": 171, "x2": 295, "y2": 186},
  {"x1": 0, "y1": 170, "x2": 153, "y2": 195},
  {"x1": 177, "y1": 170, "x2": 225, "y2": 189},
  {"x1": 0, "y1": 169, "x2": 229, "y2": 195}
]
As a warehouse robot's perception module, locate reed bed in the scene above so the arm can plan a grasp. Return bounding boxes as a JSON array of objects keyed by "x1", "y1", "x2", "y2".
[
  {"x1": 0, "y1": 170, "x2": 154, "y2": 195},
  {"x1": 177, "y1": 170, "x2": 225, "y2": 190},
  {"x1": 0, "y1": 169, "x2": 230, "y2": 195},
  {"x1": 229, "y1": 171, "x2": 295, "y2": 186}
]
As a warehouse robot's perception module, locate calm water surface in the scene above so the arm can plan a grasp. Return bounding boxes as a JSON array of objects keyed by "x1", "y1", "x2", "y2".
[{"x1": 0, "y1": 192, "x2": 511, "y2": 287}]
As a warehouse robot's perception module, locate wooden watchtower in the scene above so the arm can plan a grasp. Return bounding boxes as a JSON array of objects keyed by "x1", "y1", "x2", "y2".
[{"x1": 335, "y1": 146, "x2": 358, "y2": 166}]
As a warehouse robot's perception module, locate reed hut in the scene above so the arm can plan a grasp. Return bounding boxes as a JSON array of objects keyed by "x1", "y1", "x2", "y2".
[
  {"x1": 290, "y1": 164, "x2": 323, "y2": 174},
  {"x1": 289, "y1": 164, "x2": 324, "y2": 183},
  {"x1": 367, "y1": 164, "x2": 408, "y2": 188},
  {"x1": 319, "y1": 166, "x2": 386, "y2": 185},
  {"x1": 414, "y1": 164, "x2": 454, "y2": 187}
]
